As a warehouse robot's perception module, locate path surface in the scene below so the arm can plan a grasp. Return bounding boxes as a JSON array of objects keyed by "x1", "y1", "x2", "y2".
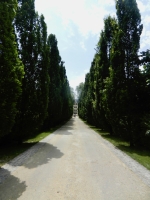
[{"x1": 0, "y1": 117, "x2": 150, "y2": 200}]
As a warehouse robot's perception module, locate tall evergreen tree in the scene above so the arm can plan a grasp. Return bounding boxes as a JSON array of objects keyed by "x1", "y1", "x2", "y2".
[
  {"x1": 43, "y1": 34, "x2": 73, "y2": 128},
  {"x1": 45, "y1": 34, "x2": 63, "y2": 127},
  {"x1": 94, "y1": 17, "x2": 118, "y2": 130},
  {"x1": 102, "y1": 27, "x2": 126, "y2": 136},
  {"x1": 34, "y1": 14, "x2": 49, "y2": 127},
  {"x1": 13, "y1": 0, "x2": 49, "y2": 138},
  {"x1": 0, "y1": 0, "x2": 24, "y2": 138},
  {"x1": 78, "y1": 0, "x2": 150, "y2": 148},
  {"x1": 59, "y1": 62, "x2": 74, "y2": 121},
  {"x1": 115, "y1": 0, "x2": 143, "y2": 146}
]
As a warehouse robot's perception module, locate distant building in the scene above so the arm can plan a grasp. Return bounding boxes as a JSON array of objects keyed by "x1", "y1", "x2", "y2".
[{"x1": 73, "y1": 104, "x2": 78, "y2": 115}]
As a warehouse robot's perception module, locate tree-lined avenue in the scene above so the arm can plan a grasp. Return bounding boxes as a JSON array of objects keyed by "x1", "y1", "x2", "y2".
[{"x1": 0, "y1": 117, "x2": 150, "y2": 200}]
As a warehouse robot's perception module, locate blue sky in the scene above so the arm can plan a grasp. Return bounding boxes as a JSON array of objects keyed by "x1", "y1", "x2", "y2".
[{"x1": 35, "y1": 0, "x2": 150, "y2": 90}]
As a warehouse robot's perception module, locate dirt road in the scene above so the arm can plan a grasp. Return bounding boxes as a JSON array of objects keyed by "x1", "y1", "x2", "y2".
[{"x1": 0, "y1": 117, "x2": 150, "y2": 200}]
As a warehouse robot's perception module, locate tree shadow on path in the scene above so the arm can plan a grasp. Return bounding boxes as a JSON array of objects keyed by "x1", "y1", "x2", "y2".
[
  {"x1": 0, "y1": 169, "x2": 26, "y2": 200},
  {"x1": 23, "y1": 143, "x2": 64, "y2": 169},
  {"x1": 55, "y1": 117, "x2": 76, "y2": 135},
  {"x1": 5, "y1": 142, "x2": 64, "y2": 169}
]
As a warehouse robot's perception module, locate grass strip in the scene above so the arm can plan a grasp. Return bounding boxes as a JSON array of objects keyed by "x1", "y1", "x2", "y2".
[
  {"x1": 0, "y1": 123, "x2": 65, "y2": 168},
  {"x1": 85, "y1": 121, "x2": 150, "y2": 171}
]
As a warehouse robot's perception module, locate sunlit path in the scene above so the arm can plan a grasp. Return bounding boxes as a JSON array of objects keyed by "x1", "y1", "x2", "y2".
[{"x1": 0, "y1": 117, "x2": 150, "y2": 200}]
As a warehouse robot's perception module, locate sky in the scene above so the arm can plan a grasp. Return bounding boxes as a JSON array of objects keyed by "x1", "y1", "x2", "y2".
[{"x1": 35, "y1": 0, "x2": 150, "y2": 90}]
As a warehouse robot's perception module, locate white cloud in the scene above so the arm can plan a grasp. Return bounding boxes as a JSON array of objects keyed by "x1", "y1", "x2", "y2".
[
  {"x1": 80, "y1": 41, "x2": 87, "y2": 51},
  {"x1": 35, "y1": 0, "x2": 115, "y2": 38},
  {"x1": 140, "y1": 26, "x2": 150, "y2": 50},
  {"x1": 98, "y1": 0, "x2": 115, "y2": 7},
  {"x1": 143, "y1": 15, "x2": 150, "y2": 26},
  {"x1": 69, "y1": 69, "x2": 88, "y2": 89},
  {"x1": 35, "y1": 0, "x2": 150, "y2": 83},
  {"x1": 67, "y1": 26, "x2": 75, "y2": 38},
  {"x1": 132, "y1": 1, "x2": 150, "y2": 51},
  {"x1": 137, "y1": 0, "x2": 146, "y2": 13},
  {"x1": 55, "y1": 0, "x2": 107, "y2": 37},
  {"x1": 137, "y1": 0, "x2": 150, "y2": 16}
]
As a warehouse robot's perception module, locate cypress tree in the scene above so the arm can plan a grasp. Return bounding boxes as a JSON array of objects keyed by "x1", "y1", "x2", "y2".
[
  {"x1": 45, "y1": 34, "x2": 62, "y2": 128},
  {"x1": 102, "y1": 29, "x2": 126, "y2": 137},
  {"x1": 34, "y1": 14, "x2": 49, "y2": 128},
  {"x1": 94, "y1": 17, "x2": 118, "y2": 131},
  {"x1": 13, "y1": 0, "x2": 49, "y2": 138},
  {"x1": 59, "y1": 62, "x2": 73, "y2": 122},
  {"x1": 0, "y1": 0, "x2": 24, "y2": 138},
  {"x1": 43, "y1": 34, "x2": 73, "y2": 128},
  {"x1": 115, "y1": 0, "x2": 143, "y2": 146}
]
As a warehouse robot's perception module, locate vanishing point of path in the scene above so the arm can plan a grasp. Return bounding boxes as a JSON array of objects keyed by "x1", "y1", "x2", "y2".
[{"x1": 0, "y1": 117, "x2": 150, "y2": 200}]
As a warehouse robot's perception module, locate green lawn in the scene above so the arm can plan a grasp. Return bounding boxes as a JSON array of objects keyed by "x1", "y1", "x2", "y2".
[
  {"x1": 1, "y1": 120, "x2": 150, "y2": 171},
  {"x1": 0, "y1": 118, "x2": 70, "y2": 168},
  {"x1": 0, "y1": 127, "x2": 59, "y2": 168},
  {"x1": 90, "y1": 125, "x2": 150, "y2": 170}
]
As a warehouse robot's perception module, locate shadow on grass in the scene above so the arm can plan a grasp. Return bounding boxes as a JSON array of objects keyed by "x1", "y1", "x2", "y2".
[
  {"x1": 82, "y1": 119, "x2": 150, "y2": 170},
  {"x1": 0, "y1": 118, "x2": 73, "y2": 167},
  {"x1": 98, "y1": 131, "x2": 150, "y2": 170},
  {"x1": 117, "y1": 144, "x2": 150, "y2": 157},
  {"x1": 101, "y1": 133, "x2": 150, "y2": 158},
  {"x1": 0, "y1": 142, "x2": 38, "y2": 167},
  {"x1": 117, "y1": 144, "x2": 150, "y2": 170},
  {"x1": 1, "y1": 142, "x2": 64, "y2": 169},
  {"x1": 102, "y1": 134, "x2": 127, "y2": 143}
]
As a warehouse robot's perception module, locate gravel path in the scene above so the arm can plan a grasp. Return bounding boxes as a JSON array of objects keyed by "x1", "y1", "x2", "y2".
[{"x1": 0, "y1": 117, "x2": 150, "y2": 200}]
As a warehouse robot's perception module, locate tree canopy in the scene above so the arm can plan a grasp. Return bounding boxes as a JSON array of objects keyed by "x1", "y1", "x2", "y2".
[
  {"x1": 78, "y1": 0, "x2": 150, "y2": 148},
  {"x1": 0, "y1": 0, "x2": 73, "y2": 141},
  {"x1": 0, "y1": 0, "x2": 24, "y2": 137}
]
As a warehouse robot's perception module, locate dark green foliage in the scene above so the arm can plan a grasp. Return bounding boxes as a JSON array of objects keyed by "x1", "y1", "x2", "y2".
[
  {"x1": 12, "y1": 0, "x2": 64, "y2": 139},
  {"x1": 78, "y1": 16, "x2": 118, "y2": 130},
  {"x1": 113, "y1": 0, "x2": 143, "y2": 146},
  {"x1": 0, "y1": 0, "x2": 73, "y2": 142},
  {"x1": 78, "y1": 0, "x2": 150, "y2": 148},
  {"x1": 140, "y1": 62, "x2": 150, "y2": 146},
  {"x1": 102, "y1": 28, "x2": 126, "y2": 137},
  {"x1": 0, "y1": 0, "x2": 24, "y2": 138},
  {"x1": 59, "y1": 65, "x2": 74, "y2": 122},
  {"x1": 33, "y1": 14, "x2": 49, "y2": 127},
  {"x1": 94, "y1": 18, "x2": 117, "y2": 129},
  {"x1": 43, "y1": 34, "x2": 73, "y2": 129},
  {"x1": 44, "y1": 34, "x2": 62, "y2": 127},
  {"x1": 13, "y1": 0, "x2": 46, "y2": 137}
]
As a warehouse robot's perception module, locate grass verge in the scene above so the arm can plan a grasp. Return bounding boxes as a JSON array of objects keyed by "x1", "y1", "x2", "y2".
[
  {"x1": 0, "y1": 124, "x2": 64, "y2": 168},
  {"x1": 86, "y1": 122, "x2": 150, "y2": 171}
]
